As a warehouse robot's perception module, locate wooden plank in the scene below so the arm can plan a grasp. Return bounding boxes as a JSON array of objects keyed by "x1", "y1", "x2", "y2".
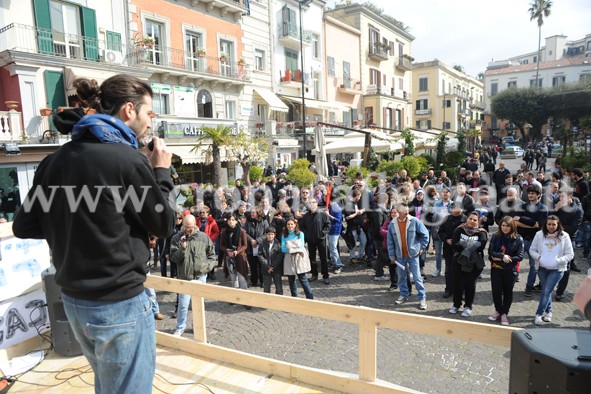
[
  {"x1": 191, "y1": 295, "x2": 206, "y2": 343},
  {"x1": 358, "y1": 323, "x2": 377, "y2": 382},
  {"x1": 156, "y1": 332, "x2": 421, "y2": 394},
  {"x1": 146, "y1": 275, "x2": 518, "y2": 347}
]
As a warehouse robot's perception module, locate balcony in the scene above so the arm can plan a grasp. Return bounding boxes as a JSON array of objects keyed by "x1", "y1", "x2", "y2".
[
  {"x1": 0, "y1": 23, "x2": 250, "y2": 86},
  {"x1": 280, "y1": 69, "x2": 306, "y2": 89},
  {"x1": 395, "y1": 56, "x2": 412, "y2": 71},
  {"x1": 415, "y1": 108, "x2": 432, "y2": 116},
  {"x1": 368, "y1": 42, "x2": 388, "y2": 61},
  {"x1": 197, "y1": 0, "x2": 249, "y2": 21},
  {"x1": 336, "y1": 78, "x2": 362, "y2": 95},
  {"x1": 470, "y1": 100, "x2": 485, "y2": 110},
  {"x1": 277, "y1": 22, "x2": 312, "y2": 50}
]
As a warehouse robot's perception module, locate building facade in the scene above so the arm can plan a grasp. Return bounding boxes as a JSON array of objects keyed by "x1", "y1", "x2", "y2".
[
  {"x1": 412, "y1": 60, "x2": 484, "y2": 133},
  {"x1": 484, "y1": 33, "x2": 591, "y2": 138}
]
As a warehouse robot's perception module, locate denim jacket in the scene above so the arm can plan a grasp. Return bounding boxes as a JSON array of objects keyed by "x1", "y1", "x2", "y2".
[{"x1": 387, "y1": 216, "x2": 429, "y2": 260}]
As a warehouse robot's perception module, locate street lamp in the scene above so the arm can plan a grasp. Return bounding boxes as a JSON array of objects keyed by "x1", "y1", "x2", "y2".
[{"x1": 299, "y1": 0, "x2": 312, "y2": 159}]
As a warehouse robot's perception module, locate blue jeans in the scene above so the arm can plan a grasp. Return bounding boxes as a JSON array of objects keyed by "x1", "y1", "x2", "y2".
[
  {"x1": 581, "y1": 221, "x2": 591, "y2": 254},
  {"x1": 328, "y1": 234, "x2": 343, "y2": 268},
  {"x1": 349, "y1": 227, "x2": 366, "y2": 259},
  {"x1": 288, "y1": 273, "x2": 314, "y2": 299},
  {"x1": 536, "y1": 267, "x2": 564, "y2": 316},
  {"x1": 145, "y1": 286, "x2": 160, "y2": 314},
  {"x1": 524, "y1": 239, "x2": 537, "y2": 289},
  {"x1": 434, "y1": 240, "x2": 443, "y2": 271},
  {"x1": 176, "y1": 275, "x2": 207, "y2": 332},
  {"x1": 396, "y1": 256, "x2": 426, "y2": 301},
  {"x1": 62, "y1": 291, "x2": 155, "y2": 394}
]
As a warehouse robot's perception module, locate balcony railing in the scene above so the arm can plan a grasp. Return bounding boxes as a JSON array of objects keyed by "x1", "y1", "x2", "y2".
[
  {"x1": 0, "y1": 23, "x2": 250, "y2": 81},
  {"x1": 415, "y1": 108, "x2": 432, "y2": 116},
  {"x1": 277, "y1": 22, "x2": 312, "y2": 48},
  {"x1": 0, "y1": 110, "x2": 23, "y2": 142},
  {"x1": 395, "y1": 56, "x2": 412, "y2": 71},
  {"x1": 368, "y1": 42, "x2": 388, "y2": 61},
  {"x1": 336, "y1": 77, "x2": 362, "y2": 94}
]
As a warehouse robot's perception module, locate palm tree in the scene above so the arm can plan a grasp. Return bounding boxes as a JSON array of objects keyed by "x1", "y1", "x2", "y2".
[
  {"x1": 529, "y1": 0, "x2": 552, "y2": 89},
  {"x1": 191, "y1": 125, "x2": 236, "y2": 187}
]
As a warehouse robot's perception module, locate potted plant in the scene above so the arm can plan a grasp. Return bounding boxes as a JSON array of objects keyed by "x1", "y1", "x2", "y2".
[
  {"x1": 39, "y1": 107, "x2": 52, "y2": 116},
  {"x1": 219, "y1": 52, "x2": 227, "y2": 62},
  {"x1": 237, "y1": 57, "x2": 245, "y2": 66},
  {"x1": 4, "y1": 101, "x2": 19, "y2": 111},
  {"x1": 142, "y1": 36, "x2": 155, "y2": 47},
  {"x1": 197, "y1": 48, "x2": 206, "y2": 57}
]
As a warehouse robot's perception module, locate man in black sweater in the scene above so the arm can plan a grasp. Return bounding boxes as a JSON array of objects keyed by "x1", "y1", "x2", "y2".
[
  {"x1": 300, "y1": 197, "x2": 331, "y2": 284},
  {"x1": 12, "y1": 75, "x2": 175, "y2": 393}
]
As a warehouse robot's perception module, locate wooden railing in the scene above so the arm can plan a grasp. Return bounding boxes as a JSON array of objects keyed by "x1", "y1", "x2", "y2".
[{"x1": 146, "y1": 275, "x2": 518, "y2": 394}]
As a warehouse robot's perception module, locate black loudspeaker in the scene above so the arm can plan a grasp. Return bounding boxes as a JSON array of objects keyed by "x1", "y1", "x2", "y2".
[
  {"x1": 41, "y1": 267, "x2": 82, "y2": 356},
  {"x1": 510, "y1": 328, "x2": 591, "y2": 393}
]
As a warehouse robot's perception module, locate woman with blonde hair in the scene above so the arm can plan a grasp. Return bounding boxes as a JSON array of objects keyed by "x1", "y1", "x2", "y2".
[{"x1": 487, "y1": 216, "x2": 524, "y2": 325}]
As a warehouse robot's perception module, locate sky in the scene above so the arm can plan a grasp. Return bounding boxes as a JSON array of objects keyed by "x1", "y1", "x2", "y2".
[{"x1": 324, "y1": 0, "x2": 591, "y2": 77}]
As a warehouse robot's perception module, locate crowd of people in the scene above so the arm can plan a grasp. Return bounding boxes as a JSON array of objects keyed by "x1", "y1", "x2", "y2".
[{"x1": 153, "y1": 150, "x2": 591, "y2": 329}]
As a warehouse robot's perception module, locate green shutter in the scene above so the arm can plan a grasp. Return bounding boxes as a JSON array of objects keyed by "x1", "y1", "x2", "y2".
[
  {"x1": 44, "y1": 70, "x2": 67, "y2": 111},
  {"x1": 80, "y1": 6, "x2": 99, "y2": 61},
  {"x1": 33, "y1": 0, "x2": 53, "y2": 55},
  {"x1": 106, "y1": 31, "x2": 122, "y2": 52}
]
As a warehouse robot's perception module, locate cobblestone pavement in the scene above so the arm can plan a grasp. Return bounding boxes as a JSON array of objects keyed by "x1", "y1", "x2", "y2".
[
  {"x1": 154, "y1": 157, "x2": 590, "y2": 393},
  {"x1": 152, "y1": 246, "x2": 590, "y2": 394}
]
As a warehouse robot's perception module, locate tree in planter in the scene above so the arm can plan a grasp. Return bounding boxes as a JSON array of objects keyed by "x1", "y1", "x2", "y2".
[
  {"x1": 343, "y1": 165, "x2": 369, "y2": 186},
  {"x1": 286, "y1": 159, "x2": 316, "y2": 189},
  {"x1": 456, "y1": 129, "x2": 467, "y2": 153},
  {"x1": 225, "y1": 129, "x2": 268, "y2": 186},
  {"x1": 192, "y1": 125, "x2": 236, "y2": 187},
  {"x1": 561, "y1": 147, "x2": 590, "y2": 172},
  {"x1": 401, "y1": 128, "x2": 415, "y2": 156},
  {"x1": 376, "y1": 160, "x2": 404, "y2": 176},
  {"x1": 249, "y1": 165, "x2": 263, "y2": 184},
  {"x1": 366, "y1": 148, "x2": 379, "y2": 171},
  {"x1": 435, "y1": 132, "x2": 447, "y2": 168}
]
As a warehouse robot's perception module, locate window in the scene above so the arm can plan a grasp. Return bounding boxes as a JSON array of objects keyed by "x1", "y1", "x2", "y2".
[
  {"x1": 225, "y1": 100, "x2": 236, "y2": 119},
  {"x1": 0, "y1": 166, "x2": 21, "y2": 222},
  {"x1": 369, "y1": 68, "x2": 379, "y2": 85},
  {"x1": 443, "y1": 122, "x2": 450, "y2": 130},
  {"x1": 145, "y1": 19, "x2": 164, "y2": 65},
  {"x1": 507, "y1": 81, "x2": 517, "y2": 88},
  {"x1": 443, "y1": 99, "x2": 451, "y2": 108},
  {"x1": 522, "y1": 59, "x2": 528, "y2": 64},
  {"x1": 399, "y1": 77, "x2": 403, "y2": 91},
  {"x1": 257, "y1": 104, "x2": 266, "y2": 122},
  {"x1": 548, "y1": 50, "x2": 552, "y2": 56},
  {"x1": 580, "y1": 73, "x2": 591, "y2": 82},
  {"x1": 369, "y1": 27, "x2": 380, "y2": 53},
  {"x1": 153, "y1": 93, "x2": 169, "y2": 115},
  {"x1": 49, "y1": 1, "x2": 82, "y2": 58},
  {"x1": 530, "y1": 79, "x2": 543, "y2": 88},
  {"x1": 327, "y1": 56, "x2": 335, "y2": 77},
  {"x1": 398, "y1": 42, "x2": 404, "y2": 58},
  {"x1": 219, "y1": 39, "x2": 235, "y2": 77},
  {"x1": 285, "y1": 49, "x2": 298, "y2": 77},
  {"x1": 185, "y1": 31, "x2": 204, "y2": 71},
  {"x1": 490, "y1": 82, "x2": 498, "y2": 96},
  {"x1": 419, "y1": 77, "x2": 428, "y2": 91},
  {"x1": 415, "y1": 99, "x2": 428, "y2": 110},
  {"x1": 342, "y1": 61, "x2": 350, "y2": 88},
  {"x1": 312, "y1": 34, "x2": 320, "y2": 58},
  {"x1": 552, "y1": 75, "x2": 566, "y2": 87},
  {"x1": 255, "y1": 49, "x2": 265, "y2": 71},
  {"x1": 533, "y1": 56, "x2": 537, "y2": 63},
  {"x1": 587, "y1": 41, "x2": 591, "y2": 51},
  {"x1": 106, "y1": 31, "x2": 121, "y2": 52}
]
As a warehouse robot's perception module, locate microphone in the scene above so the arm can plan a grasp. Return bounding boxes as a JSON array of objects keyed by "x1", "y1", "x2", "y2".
[{"x1": 145, "y1": 139, "x2": 179, "y2": 184}]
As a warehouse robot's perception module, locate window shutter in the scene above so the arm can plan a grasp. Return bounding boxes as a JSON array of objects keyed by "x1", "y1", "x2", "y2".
[
  {"x1": 44, "y1": 70, "x2": 67, "y2": 129},
  {"x1": 80, "y1": 6, "x2": 99, "y2": 61},
  {"x1": 33, "y1": 0, "x2": 53, "y2": 55},
  {"x1": 343, "y1": 111, "x2": 351, "y2": 127},
  {"x1": 351, "y1": 108, "x2": 358, "y2": 123},
  {"x1": 415, "y1": 100, "x2": 420, "y2": 110},
  {"x1": 106, "y1": 31, "x2": 122, "y2": 52},
  {"x1": 369, "y1": 69, "x2": 374, "y2": 85}
]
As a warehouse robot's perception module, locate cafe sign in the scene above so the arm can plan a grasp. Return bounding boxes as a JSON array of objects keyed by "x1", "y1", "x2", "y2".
[{"x1": 161, "y1": 121, "x2": 239, "y2": 139}]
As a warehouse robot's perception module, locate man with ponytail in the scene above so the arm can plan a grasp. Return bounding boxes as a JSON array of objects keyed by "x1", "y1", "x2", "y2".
[{"x1": 13, "y1": 75, "x2": 175, "y2": 393}]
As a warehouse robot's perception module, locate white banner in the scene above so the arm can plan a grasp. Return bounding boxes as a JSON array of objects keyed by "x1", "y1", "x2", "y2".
[{"x1": 0, "y1": 288, "x2": 49, "y2": 349}]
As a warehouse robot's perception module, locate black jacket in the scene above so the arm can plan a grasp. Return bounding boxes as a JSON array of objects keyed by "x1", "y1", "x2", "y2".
[
  {"x1": 552, "y1": 197, "x2": 583, "y2": 237},
  {"x1": 258, "y1": 239, "x2": 284, "y2": 275},
  {"x1": 438, "y1": 214, "x2": 466, "y2": 251},
  {"x1": 13, "y1": 141, "x2": 175, "y2": 301},
  {"x1": 488, "y1": 233, "x2": 524, "y2": 271},
  {"x1": 300, "y1": 209, "x2": 330, "y2": 241}
]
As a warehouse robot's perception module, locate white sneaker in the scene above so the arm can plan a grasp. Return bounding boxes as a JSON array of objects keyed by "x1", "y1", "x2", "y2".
[
  {"x1": 419, "y1": 300, "x2": 427, "y2": 310},
  {"x1": 449, "y1": 306, "x2": 459, "y2": 314},
  {"x1": 461, "y1": 307, "x2": 472, "y2": 317},
  {"x1": 173, "y1": 329, "x2": 184, "y2": 336},
  {"x1": 542, "y1": 313, "x2": 552, "y2": 322},
  {"x1": 374, "y1": 275, "x2": 389, "y2": 281},
  {"x1": 432, "y1": 269, "x2": 441, "y2": 277},
  {"x1": 534, "y1": 315, "x2": 543, "y2": 325},
  {"x1": 395, "y1": 296, "x2": 408, "y2": 305}
]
